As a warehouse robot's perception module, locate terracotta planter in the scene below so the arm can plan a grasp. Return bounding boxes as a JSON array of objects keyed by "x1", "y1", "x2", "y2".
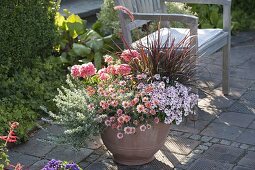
[{"x1": 101, "y1": 123, "x2": 171, "y2": 165}]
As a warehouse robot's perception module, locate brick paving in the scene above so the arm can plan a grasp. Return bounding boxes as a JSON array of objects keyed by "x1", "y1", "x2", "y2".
[{"x1": 8, "y1": 32, "x2": 255, "y2": 170}]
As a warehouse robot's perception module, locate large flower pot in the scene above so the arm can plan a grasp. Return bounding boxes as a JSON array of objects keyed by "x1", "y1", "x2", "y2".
[{"x1": 101, "y1": 123, "x2": 171, "y2": 165}]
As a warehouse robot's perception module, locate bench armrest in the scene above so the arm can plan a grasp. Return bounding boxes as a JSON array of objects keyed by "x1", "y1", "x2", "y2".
[
  {"x1": 167, "y1": 0, "x2": 231, "y2": 6},
  {"x1": 131, "y1": 13, "x2": 198, "y2": 30}
]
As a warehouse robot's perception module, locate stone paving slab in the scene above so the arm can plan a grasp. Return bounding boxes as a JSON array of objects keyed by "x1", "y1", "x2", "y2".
[
  {"x1": 198, "y1": 72, "x2": 222, "y2": 89},
  {"x1": 162, "y1": 136, "x2": 200, "y2": 155},
  {"x1": 201, "y1": 144, "x2": 245, "y2": 164},
  {"x1": 155, "y1": 150, "x2": 186, "y2": 168},
  {"x1": 201, "y1": 122, "x2": 244, "y2": 140},
  {"x1": 213, "y1": 87, "x2": 247, "y2": 100},
  {"x1": 198, "y1": 94, "x2": 235, "y2": 110},
  {"x1": 248, "y1": 121, "x2": 255, "y2": 129},
  {"x1": 45, "y1": 145, "x2": 93, "y2": 163},
  {"x1": 31, "y1": 124, "x2": 64, "y2": 140},
  {"x1": 60, "y1": 0, "x2": 103, "y2": 18},
  {"x1": 230, "y1": 67, "x2": 255, "y2": 80},
  {"x1": 228, "y1": 100, "x2": 255, "y2": 115},
  {"x1": 214, "y1": 112, "x2": 255, "y2": 128},
  {"x1": 187, "y1": 158, "x2": 234, "y2": 170},
  {"x1": 238, "y1": 151, "x2": 255, "y2": 169},
  {"x1": 224, "y1": 78, "x2": 254, "y2": 90},
  {"x1": 233, "y1": 166, "x2": 255, "y2": 170},
  {"x1": 197, "y1": 106, "x2": 221, "y2": 122},
  {"x1": 11, "y1": 139, "x2": 56, "y2": 157},
  {"x1": 8, "y1": 151, "x2": 41, "y2": 168},
  {"x1": 248, "y1": 82, "x2": 255, "y2": 91},
  {"x1": 235, "y1": 129, "x2": 255, "y2": 145},
  {"x1": 88, "y1": 159, "x2": 174, "y2": 170},
  {"x1": 241, "y1": 90, "x2": 255, "y2": 102},
  {"x1": 171, "y1": 120, "x2": 210, "y2": 134},
  {"x1": 29, "y1": 159, "x2": 49, "y2": 170},
  {"x1": 231, "y1": 32, "x2": 255, "y2": 47}
]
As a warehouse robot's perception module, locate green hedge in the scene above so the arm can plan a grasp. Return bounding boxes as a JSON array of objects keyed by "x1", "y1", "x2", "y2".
[
  {"x1": 231, "y1": 0, "x2": 255, "y2": 31},
  {"x1": 0, "y1": 0, "x2": 57, "y2": 68},
  {"x1": 0, "y1": 0, "x2": 64, "y2": 141},
  {"x1": 188, "y1": 0, "x2": 255, "y2": 31}
]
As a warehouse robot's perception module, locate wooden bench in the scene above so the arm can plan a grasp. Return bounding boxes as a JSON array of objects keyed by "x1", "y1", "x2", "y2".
[{"x1": 115, "y1": 0, "x2": 231, "y2": 95}]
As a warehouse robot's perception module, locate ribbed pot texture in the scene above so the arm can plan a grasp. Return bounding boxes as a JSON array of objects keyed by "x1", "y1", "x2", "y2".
[{"x1": 101, "y1": 123, "x2": 171, "y2": 165}]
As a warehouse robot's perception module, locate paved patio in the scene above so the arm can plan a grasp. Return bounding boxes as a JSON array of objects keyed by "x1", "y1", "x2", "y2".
[{"x1": 8, "y1": 32, "x2": 255, "y2": 170}]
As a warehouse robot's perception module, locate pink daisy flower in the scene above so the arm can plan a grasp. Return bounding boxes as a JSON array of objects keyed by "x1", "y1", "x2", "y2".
[
  {"x1": 136, "y1": 104, "x2": 145, "y2": 113},
  {"x1": 119, "y1": 81, "x2": 126, "y2": 86},
  {"x1": 146, "y1": 124, "x2": 152, "y2": 129},
  {"x1": 149, "y1": 109, "x2": 156, "y2": 115},
  {"x1": 117, "y1": 132, "x2": 124, "y2": 139},
  {"x1": 111, "y1": 100, "x2": 118, "y2": 107},
  {"x1": 105, "y1": 120, "x2": 111, "y2": 127},
  {"x1": 140, "y1": 125, "x2": 146, "y2": 132},
  {"x1": 122, "y1": 101, "x2": 130, "y2": 108},
  {"x1": 133, "y1": 120, "x2": 139, "y2": 126},
  {"x1": 111, "y1": 123, "x2": 117, "y2": 129},
  {"x1": 124, "y1": 126, "x2": 132, "y2": 134},
  {"x1": 117, "y1": 116, "x2": 125, "y2": 124},
  {"x1": 124, "y1": 115, "x2": 131, "y2": 123},
  {"x1": 131, "y1": 127, "x2": 136, "y2": 134},
  {"x1": 117, "y1": 109, "x2": 123, "y2": 116},
  {"x1": 154, "y1": 117, "x2": 160, "y2": 124},
  {"x1": 110, "y1": 116, "x2": 116, "y2": 122},
  {"x1": 145, "y1": 102, "x2": 152, "y2": 109},
  {"x1": 117, "y1": 124, "x2": 122, "y2": 130}
]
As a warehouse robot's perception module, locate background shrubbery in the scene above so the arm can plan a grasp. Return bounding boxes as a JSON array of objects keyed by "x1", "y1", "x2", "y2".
[
  {"x1": 188, "y1": 0, "x2": 255, "y2": 31},
  {"x1": 96, "y1": 0, "x2": 255, "y2": 36},
  {"x1": 0, "y1": 0, "x2": 65, "y2": 141}
]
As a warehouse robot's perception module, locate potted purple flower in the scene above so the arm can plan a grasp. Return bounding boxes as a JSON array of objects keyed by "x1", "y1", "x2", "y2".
[{"x1": 42, "y1": 159, "x2": 81, "y2": 170}]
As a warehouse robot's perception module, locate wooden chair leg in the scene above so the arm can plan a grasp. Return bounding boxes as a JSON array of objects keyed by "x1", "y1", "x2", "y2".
[{"x1": 222, "y1": 43, "x2": 230, "y2": 95}]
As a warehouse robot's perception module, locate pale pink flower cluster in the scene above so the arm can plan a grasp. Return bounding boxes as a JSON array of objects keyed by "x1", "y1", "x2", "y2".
[
  {"x1": 139, "y1": 75, "x2": 198, "y2": 125},
  {"x1": 71, "y1": 62, "x2": 97, "y2": 78},
  {"x1": 120, "y1": 49, "x2": 140, "y2": 63}
]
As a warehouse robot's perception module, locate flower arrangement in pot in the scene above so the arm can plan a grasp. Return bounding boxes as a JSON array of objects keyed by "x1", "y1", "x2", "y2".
[{"x1": 47, "y1": 25, "x2": 198, "y2": 165}]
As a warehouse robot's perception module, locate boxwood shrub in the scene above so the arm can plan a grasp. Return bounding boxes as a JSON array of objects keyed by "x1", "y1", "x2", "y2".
[{"x1": 0, "y1": 0, "x2": 64, "y2": 141}]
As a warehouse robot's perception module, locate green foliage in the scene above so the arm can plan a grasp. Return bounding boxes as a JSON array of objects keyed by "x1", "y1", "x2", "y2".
[
  {"x1": 0, "y1": 58, "x2": 66, "y2": 141},
  {"x1": 0, "y1": 0, "x2": 58, "y2": 69},
  {"x1": 93, "y1": 0, "x2": 120, "y2": 36},
  {"x1": 231, "y1": 0, "x2": 255, "y2": 31},
  {"x1": 0, "y1": 142, "x2": 9, "y2": 169},
  {"x1": 0, "y1": 0, "x2": 66, "y2": 140},
  {"x1": 95, "y1": 0, "x2": 194, "y2": 38},
  {"x1": 55, "y1": 10, "x2": 113, "y2": 69},
  {"x1": 188, "y1": 4, "x2": 223, "y2": 29},
  {"x1": 166, "y1": 2, "x2": 194, "y2": 28},
  {"x1": 188, "y1": 0, "x2": 255, "y2": 31}
]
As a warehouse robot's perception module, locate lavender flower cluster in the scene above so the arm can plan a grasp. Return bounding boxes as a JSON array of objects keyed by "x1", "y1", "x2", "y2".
[
  {"x1": 139, "y1": 74, "x2": 198, "y2": 125},
  {"x1": 42, "y1": 159, "x2": 80, "y2": 170}
]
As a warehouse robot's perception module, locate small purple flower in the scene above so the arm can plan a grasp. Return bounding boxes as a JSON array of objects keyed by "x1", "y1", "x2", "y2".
[
  {"x1": 65, "y1": 162, "x2": 80, "y2": 170},
  {"x1": 42, "y1": 159, "x2": 62, "y2": 170}
]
